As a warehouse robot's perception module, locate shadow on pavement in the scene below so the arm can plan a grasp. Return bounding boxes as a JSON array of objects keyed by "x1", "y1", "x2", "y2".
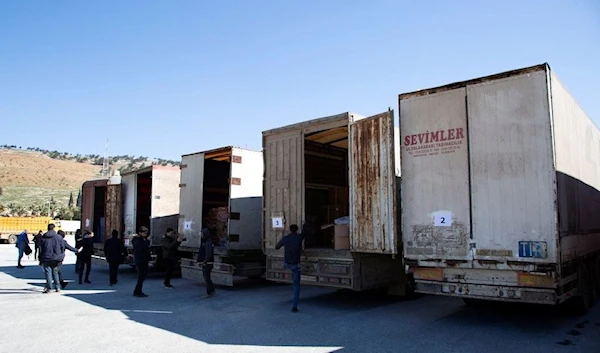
[{"x1": 2, "y1": 260, "x2": 598, "y2": 353}]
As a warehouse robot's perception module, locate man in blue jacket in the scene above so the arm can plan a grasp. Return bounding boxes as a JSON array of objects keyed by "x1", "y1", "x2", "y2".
[
  {"x1": 38, "y1": 224, "x2": 64, "y2": 293},
  {"x1": 16, "y1": 229, "x2": 29, "y2": 269},
  {"x1": 275, "y1": 224, "x2": 306, "y2": 312}
]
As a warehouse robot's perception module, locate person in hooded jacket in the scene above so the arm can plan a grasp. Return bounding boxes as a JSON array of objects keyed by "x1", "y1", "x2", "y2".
[
  {"x1": 132, "y1": 226, "x2": 151, "y2": 297},
  {"x1": 39, "y1": 224, "x2": 64, "y2": 293},
  {"x1": 57, "y1": 230, "x2": 79, "y2": 289},
  {"x1": 77, "y1": 231, "x2": 94, "y2": 284},
  {"x1": 74, "y1": 229, "x2": 82, "y2": 273},
  {"x1": 104, "y1": 229, "x2": 127, "y2": 286}
]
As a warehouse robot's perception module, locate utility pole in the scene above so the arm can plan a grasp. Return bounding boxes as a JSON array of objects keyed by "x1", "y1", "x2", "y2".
[{"x1": 102, "y1": 138, "x2": 109, "y2": 178}]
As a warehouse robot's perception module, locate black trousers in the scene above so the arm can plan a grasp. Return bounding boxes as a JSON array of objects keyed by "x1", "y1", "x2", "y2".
[
  {"x1": 134, "y1": 262, "x2": 149, "y2": 294},
  {"x1": 163, "y1": 258, "x2": 176, "y2": 286},
  {"x1": 108, "y1": 261, "x2": 120, "y2": 284},
  {"x1": 202, "y1": 264, "x2": 215, "y2": 294},
  {"x1": 78, "y1": 257, "x2": 91, "y2": 282}
]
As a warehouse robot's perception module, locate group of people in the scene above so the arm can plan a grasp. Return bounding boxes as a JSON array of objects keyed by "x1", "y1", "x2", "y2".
[{"x1": 15, "y1": 222, "x2": 306, "y2": 311}]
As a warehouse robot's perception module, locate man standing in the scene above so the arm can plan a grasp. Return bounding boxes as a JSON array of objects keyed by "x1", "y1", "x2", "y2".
[
  {"x1": 58, "y1": 230, "x2": 79, "y2": 289},
  {"x1": 104, "y1": 229, "x2": 127, "y2": 286},
  {"x1": 161, "y1": 228, "x2": 184, "y2": 289},
  {"x1": 197, "y1": 227, "x2": 215, "y2": 298},
  {"x1": 33, "y1": 230, "x2": 43, "y2": 260},
  {"x1": 77, "y1": 231, "x2": 94, "y2": 284},
  {"x1": 275, "y1": 224, "x2": 305, "y2": 312},
  {"x1": 38, "y1": 224, "x2": 63, "y2": 293},
  {"x1": 16, "y1": 229, "x2": 29, "y2": 269},
  {"x1": 132, "y1": 226, "x2": 151, "y2": 297},
  {"x1": 74, "y1": 229, "x2": 82, "y2": 273}
]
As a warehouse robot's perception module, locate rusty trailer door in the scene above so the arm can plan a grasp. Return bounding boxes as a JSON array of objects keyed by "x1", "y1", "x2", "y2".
[
  {"x1": 105, "y1": 184, "x2": 122, "y2": 242},
  {"x1": 348, "y1": 110, "x2": 398, "y2": 254}
]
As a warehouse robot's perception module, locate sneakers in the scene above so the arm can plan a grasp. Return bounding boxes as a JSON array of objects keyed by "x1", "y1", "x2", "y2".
[
  {"x1": 84, "y1": 279, "x2": 92, "y2": 284},
  {"x1": 292, "y1": 307, "x2": 299, "y2": 313},
  {"x1": 164, "y1": 284, "x2": 174, "y2": 289},
  {"x1": 17, "y1": 265, "x2": 25, "y2": 269},
  {"x1": 55, "y1": 289, "x2": 61, "y2": 293},
  {"x1": 133, "y1": 293, "x2": 149, "y2": 298},
  {"x1": 43, "y1": 288, "x2": 51, "y2": 294}
]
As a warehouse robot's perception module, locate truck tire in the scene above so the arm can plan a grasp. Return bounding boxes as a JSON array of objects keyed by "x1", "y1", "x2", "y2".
[{"x1": 8, "y1": 234, "x2": 17, "y2": 244}]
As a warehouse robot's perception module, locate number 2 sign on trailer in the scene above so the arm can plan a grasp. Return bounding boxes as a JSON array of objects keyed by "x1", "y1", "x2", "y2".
[{"x1": 432, "y1": 211, "x2": 452, "y2": 227}]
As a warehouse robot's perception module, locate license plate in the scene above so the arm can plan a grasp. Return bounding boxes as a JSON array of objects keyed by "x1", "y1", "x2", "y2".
[{"x1": 518, "y1": 241, "x2": 547, "y2": 259}]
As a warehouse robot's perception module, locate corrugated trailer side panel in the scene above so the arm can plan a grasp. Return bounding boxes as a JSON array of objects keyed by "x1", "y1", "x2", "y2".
[
  {"x1": 228, "y1": 148, "x2": 263, "y2": 251},
  {"x1": 468, "y1": 70, "x2": 558, "y2": 264},
  {"x1": 550, "y1": 72, "x2": 600, "y2": 262},
  {"x1": 262, "y1": 130, "x2": 304, "y2": 253},
  {"x1": 400, "y1": 88, "x2": 471, "y2": 261}
]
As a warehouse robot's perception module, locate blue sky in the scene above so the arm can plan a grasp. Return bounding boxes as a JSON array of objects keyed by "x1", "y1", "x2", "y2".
[{"x1": 1, "y1": 1, "x2": 599, "y2": 161}]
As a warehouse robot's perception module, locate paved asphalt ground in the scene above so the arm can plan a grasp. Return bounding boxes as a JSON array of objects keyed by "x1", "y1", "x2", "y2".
[{"x1": 1, "y1": 238, "x2": 599, "y2": 353}]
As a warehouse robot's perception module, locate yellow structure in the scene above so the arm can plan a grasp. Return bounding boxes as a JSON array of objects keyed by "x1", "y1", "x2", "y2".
[{"x1": 0, "y1": 217, "x2": 62, "y2": 244}]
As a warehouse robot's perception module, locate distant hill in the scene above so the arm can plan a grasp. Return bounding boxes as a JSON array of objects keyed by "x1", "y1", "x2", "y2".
[{"x1": 0, "y1": 146, "x2": 180, "y2": 217}]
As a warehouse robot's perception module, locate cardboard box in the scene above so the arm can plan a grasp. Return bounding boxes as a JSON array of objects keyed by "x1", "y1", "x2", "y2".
[{"x1": 334, "y1": 224, "x2": 350, "y2": 250}]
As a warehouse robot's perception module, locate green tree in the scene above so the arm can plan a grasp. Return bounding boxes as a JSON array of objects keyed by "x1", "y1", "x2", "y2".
[{"x1": 68, "y1": 192, "x2": 74, "y2": 208}]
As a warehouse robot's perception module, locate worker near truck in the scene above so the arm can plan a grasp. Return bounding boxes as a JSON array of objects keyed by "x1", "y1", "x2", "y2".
[
  {"x1": 38, "y1": 224, "x2": 63, "y2": 293},
  {"x1": 104, "y1": 229, "x2": 127, "y2": 286},
  {"x1": 132, "y1": 226, "x2": 151, "y2": 298},
  {"x1": 161, "y1": 228, "x2": 185, "y2": 289},
  {"x1": 197, "y1": 227, "x2": 216, "y2": 298},
  {"x1": 275, "y1": 224, "x2": 306, "y2": 313},
  {"x1": 58, "y1": 230, "x2": 79, "y2": 289},
  {"x1": 15, "y1": 229, "x2": 29, "y2": 269},
  {"x1": 74, "y1": 229, "x2": 82, "y2": 274},
  {"x1": 77, "y1": 231, "x2": 94, "y2": 284}
]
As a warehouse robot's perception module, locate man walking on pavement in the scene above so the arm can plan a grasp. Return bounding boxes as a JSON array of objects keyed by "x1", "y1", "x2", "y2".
[
  {"x1": 275, "y1": 224, "x2": 305, "y2": 312},
  {"x1": 197, "y1": 227, "x2": 215, "y2": 298},
  {"x1": 104, "y1": 229, "x2": 127, "y2": 286},
  {"x1": 132, "y1": 226, "x2": 151, "y2": 297},
  {"x1": 161, "y1": 228, "x2": 185, "y2": 289},
  {"x1": 58, "y1": 230, "x2": 80, "y2": 289},
  {"x1": 38, "y1": 224, "x2": 63, "y2": 293},
  {"x1": 77, "y1": 231, "x2": 94, "y2": 284},
  {"x1": 16, "y1": 229, "x2": 29, "y2": 269}
]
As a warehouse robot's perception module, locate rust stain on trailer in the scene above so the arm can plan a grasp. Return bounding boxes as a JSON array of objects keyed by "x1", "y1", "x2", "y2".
[
  {"x1": 350, "y1": 111, "x2": 396, "y2": 253},
  {"x1": 406, "y1": 222, "x2": 468, "y2": 257}
]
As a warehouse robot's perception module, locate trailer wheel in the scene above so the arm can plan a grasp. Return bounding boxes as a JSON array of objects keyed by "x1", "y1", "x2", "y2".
[{"x1": 8, "y1": 234, "x2": 17, "y2": 244}]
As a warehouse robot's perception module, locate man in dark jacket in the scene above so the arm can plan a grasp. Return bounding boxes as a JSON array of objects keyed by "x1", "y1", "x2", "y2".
[
  {"x1": 39, "y1": 224, "x2": 64, "y2": 293},
  {"x1": 104, "y1": 229, "x2": 127, "y2": 286},
  {"x1": 275, "y1": 224, "x2": 306, "y2": 312},
  {"x1": 33, "y1": 230, "x2": 43, "y2": 260},
  {"x1": 132, "y1": 226, "x2": 151, "y2": 297},
  {"x1": 16, "y1": 229, "x2": 29, "y2": 269},
  {"x1": 77, "y1": 231, "x2": 94, "y2": 284},
  {"x1": 74, "y1": 229, "x2": 82, "y2": 273},
  {"x1": 161, "y1": 228, "x2": 184, "y2": 289},
  {"x1": 197, "y1": 227, "x2": 215, "y2": 298},
  {"x1": 58, "y1": 230, "x2": 79, "y2": 289}
]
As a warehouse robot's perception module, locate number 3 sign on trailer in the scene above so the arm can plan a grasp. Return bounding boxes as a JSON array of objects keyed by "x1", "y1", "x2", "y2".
[{"x1": 432, "y1": 211, "x2": 452, "y2": 227}]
